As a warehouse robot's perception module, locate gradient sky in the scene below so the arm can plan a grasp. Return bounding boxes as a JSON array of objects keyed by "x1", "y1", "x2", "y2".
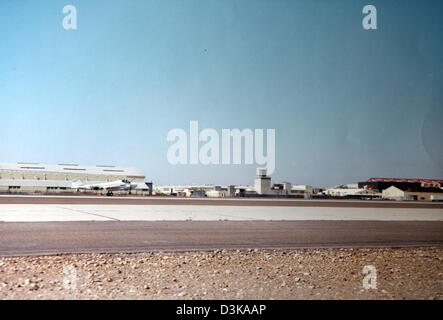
[{"x1": 0, "y1": 0, "x2": 442, "y2": 187}]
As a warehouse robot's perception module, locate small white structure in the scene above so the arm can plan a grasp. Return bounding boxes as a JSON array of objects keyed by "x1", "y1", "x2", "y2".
[
  {"x1": 431, "y1": 194, "x2": 443, "y2": 201},
  {"x1": 382, "y1": 186, "x2": 405, "y2": 200},
  {"x1": 291, "y1": 185, "x2": 313, "y2": 198}
]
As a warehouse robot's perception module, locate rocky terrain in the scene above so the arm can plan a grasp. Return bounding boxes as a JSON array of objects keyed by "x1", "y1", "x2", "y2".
[{"x1": 0, "y1": 247, "x2": 442, "y2": 299}]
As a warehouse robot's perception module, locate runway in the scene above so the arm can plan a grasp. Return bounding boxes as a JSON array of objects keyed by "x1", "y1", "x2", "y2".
[
  {"x1": 1, "y1": 195, "x2": 443, "y2": 208},
  {"x1": 0, "y1": 195, "x2": 441, "y2": 256},
  {"x1": 0, "y1": 221, "x2": 442, "y2": 256},
  {"x1": 1, "y1": 204, "x2": 443, "y2": 221}
]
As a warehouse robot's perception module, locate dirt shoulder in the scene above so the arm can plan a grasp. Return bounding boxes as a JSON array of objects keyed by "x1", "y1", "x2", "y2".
[{"x1": 0, "y1": 247, "x2": 442, "y2": 299}]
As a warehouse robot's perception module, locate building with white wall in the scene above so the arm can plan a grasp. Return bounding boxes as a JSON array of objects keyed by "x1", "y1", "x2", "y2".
[
  {"x1": 0, "y1": 162, "x2": 151, "y2": 195},
  {"x1": 382, "y1": 185, "x2": 443, "y2": 201},
  {"x1": 254, "y1": 168, "x2": 312, "y2": 197}
]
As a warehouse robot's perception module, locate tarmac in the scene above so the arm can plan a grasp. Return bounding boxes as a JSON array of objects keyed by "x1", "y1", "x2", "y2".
[
  {"x1": 0, "y1": 195, "x2": 441, "y2": 256},
  {"x1": 0, "y1": 195, "x2": 442, "y2": 222},
  {"x1": 1, "y1": 194, "x2": 442, "y2": 208},
  {"x1": 0, "y1": 204, "x2": 443, "y2": 221},
  {"x1": 0, "y1": 221, "x2": 442, "y2": 256}
]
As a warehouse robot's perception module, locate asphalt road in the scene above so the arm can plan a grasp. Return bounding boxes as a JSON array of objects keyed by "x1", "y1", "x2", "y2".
[
  {"x1": 0, "y1": 221, "x2": 442, "y2": 256},
  {"x1": 1, "y1": 195, "x2": 443, "y2": 208}
]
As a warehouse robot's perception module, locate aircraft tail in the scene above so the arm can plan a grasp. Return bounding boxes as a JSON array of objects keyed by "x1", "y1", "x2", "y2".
[{"x1": 71, "y1": 178, "x2": 84, "y2": 189}]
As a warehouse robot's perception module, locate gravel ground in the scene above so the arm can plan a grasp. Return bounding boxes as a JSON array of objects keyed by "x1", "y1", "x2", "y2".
[{"x1": 0, "y1": 247, "x2": 442, "y2": 300}]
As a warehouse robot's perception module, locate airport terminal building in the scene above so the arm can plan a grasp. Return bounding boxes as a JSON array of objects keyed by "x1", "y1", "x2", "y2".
[{"x1": 0, "y1": 162, "x2": 151, "y2": 195}]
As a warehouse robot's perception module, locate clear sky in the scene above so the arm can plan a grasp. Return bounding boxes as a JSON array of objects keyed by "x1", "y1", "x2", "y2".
[{"x1": 1, "y1": 0, "x2": 442, "y2": 187}]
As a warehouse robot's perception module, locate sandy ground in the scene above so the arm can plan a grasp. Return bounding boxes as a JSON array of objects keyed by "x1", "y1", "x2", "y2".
[{"x1": 0, "y1": 247, "x2": 442, "y2": 300}]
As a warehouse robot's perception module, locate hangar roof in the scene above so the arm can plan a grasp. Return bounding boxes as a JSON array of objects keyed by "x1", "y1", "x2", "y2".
[
  {"x1": 366, "y1": 177, "x2": 443, "y2": 184},
  {"x1": 0, "y1": 162, "x2": 145, "y2": 177}
]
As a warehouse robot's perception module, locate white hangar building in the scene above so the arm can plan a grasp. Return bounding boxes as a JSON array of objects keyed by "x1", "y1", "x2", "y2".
[{"x1": 0, "y1": 162, "x2": 151, "y2": 195}]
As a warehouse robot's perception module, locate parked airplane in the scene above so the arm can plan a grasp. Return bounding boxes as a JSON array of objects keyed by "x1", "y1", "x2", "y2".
[{"x1": 71, "y1": 178, "x2": 138, "y2": 196}]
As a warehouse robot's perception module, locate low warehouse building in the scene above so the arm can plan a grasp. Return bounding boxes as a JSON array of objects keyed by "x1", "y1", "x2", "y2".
[
  {"x1": 359, "y1": 177, "x2": 443, "y2": 192},
  {"x1": 382, "y1": 185, "x2": 443, "y2": 201},
  {"x1": 0, "y1": 162, "x2": 151, "y2": 195}
]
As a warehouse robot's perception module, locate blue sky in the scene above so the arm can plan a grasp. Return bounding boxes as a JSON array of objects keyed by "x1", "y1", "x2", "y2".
[{"x1": 0, "y1": 0, "x2": 442, "y2": 187}]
